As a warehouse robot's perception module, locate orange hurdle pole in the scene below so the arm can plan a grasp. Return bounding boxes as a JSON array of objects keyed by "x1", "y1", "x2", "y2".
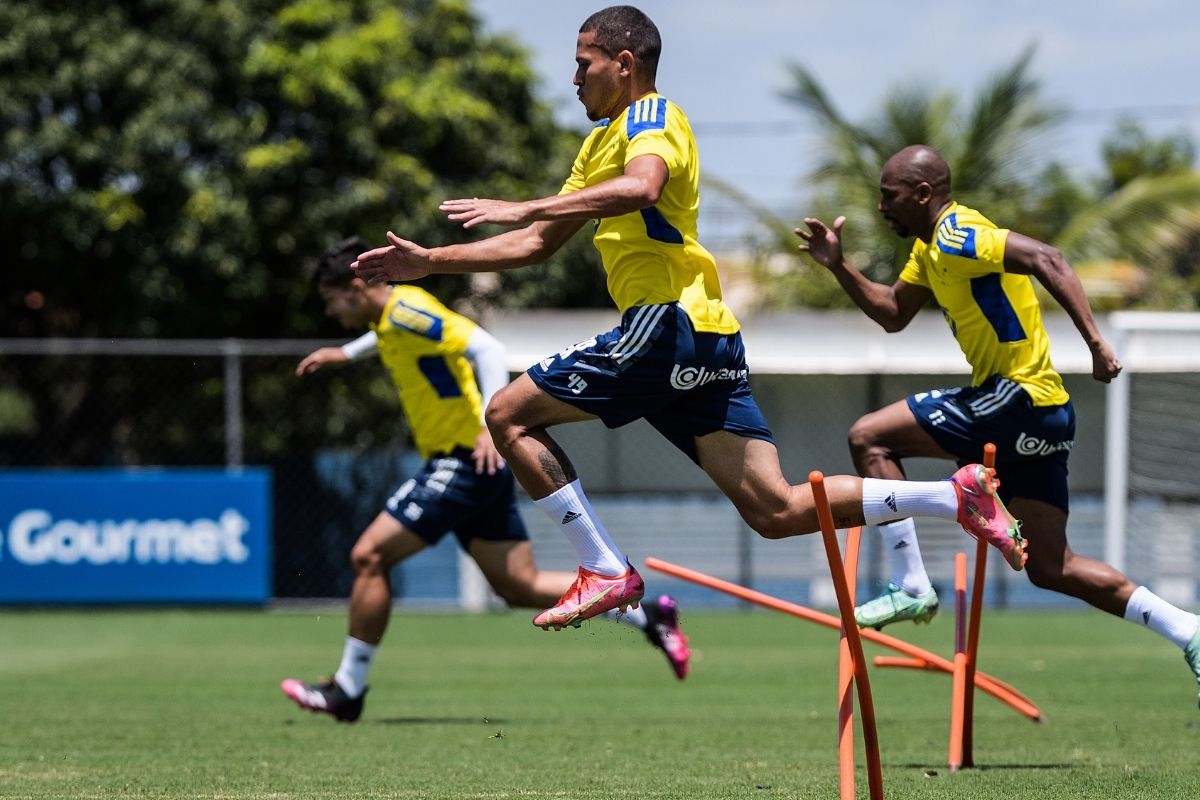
[
  {"x1": 837, "y1": 526, "x2": 863, "y2": 800},
  {"x1": 960, "y1": 443, "x2": 1000, "y2": 764},
  {"x1": 810, "y1": 473, "x2": 883, "y2": 800},
  {"x1": 642, "y1": 558, "x2": 1044, "y2": 722},
  {"x1": 870, "y1": 656, "x2": 1038, "y2": 709},
  {"x1": 948, "y1": 552, "x2": 969, "y2": 771}
]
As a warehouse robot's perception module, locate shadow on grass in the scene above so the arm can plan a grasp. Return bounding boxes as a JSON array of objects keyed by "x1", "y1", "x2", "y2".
[
  {"x1": 893, "y1": 763, "x2": 1074, "y2": 770},
  {"x1": 371, "y1": 717, "x2": 511, "y2": 726}
]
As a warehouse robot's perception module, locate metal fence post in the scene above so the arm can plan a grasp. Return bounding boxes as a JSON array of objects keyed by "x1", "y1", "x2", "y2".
[{"x1": 223, "y1": 338, "x2": 244, "y2": 469}]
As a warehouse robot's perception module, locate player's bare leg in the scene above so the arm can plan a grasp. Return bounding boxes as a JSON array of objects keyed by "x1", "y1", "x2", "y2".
[
  {"x1": 486, "y1": 375, "x2": 644, "y2": 628},
  {"x1": 281, "y1": 514, "x2": 424, "y2": 722}
]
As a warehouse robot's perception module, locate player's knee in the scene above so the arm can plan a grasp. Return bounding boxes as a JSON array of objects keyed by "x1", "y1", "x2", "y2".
[
  {"x1": 847, "y1": 417, "x2": 881, "y2": 459},
  {"x1": 484, "y1": 395, "x2": 519, "y2": 443},
  {"x1": 349, "y1": 540, "x2": 386, "y2": 577},
  {"x1": 1025, "y1": 558, "x2": 1063, "y2": 591}
]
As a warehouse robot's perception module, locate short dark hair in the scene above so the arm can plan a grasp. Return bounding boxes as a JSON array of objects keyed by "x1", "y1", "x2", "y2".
[
  {"x1": 313, "y1": 236, "x2": 367, "y2": 288},
  {"x1": 580, "y1": 6, "x2": 661, "y2": 78}
]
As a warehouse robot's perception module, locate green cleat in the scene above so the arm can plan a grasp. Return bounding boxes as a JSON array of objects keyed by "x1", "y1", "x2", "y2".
[
  {"x1": 854, "y1": 583, "x2": 939, "y2": 631},
  {"x1": 1184, "y1": 616, "x2": 1200, "y2": 709}
]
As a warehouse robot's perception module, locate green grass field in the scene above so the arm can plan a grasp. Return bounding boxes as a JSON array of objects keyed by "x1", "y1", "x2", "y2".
[{"x1": 2, "y1": 608, "x2": 1198, "y2": 799}]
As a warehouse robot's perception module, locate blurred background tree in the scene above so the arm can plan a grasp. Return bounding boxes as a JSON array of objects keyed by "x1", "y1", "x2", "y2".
[
  {"x1": 0, "y1": 0, "x2": 609, "y2": 468},
  {"x1": 0, "y1": 0, "x2": 607, "y2": 344},
  {"x1": 731, "y1": 46, "x2": 1200, "y2": 312}
]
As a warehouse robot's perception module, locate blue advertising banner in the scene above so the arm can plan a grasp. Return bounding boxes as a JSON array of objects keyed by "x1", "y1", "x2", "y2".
[{"x1": 0, "y1": 470, "x2": 272, "y2": 604}]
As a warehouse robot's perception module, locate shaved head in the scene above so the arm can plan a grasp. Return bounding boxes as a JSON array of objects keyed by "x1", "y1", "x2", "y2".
[
  {"x1": 882, "y1": 145, "x2": 952, "y2": 199},
  {"x1": 877, "y1": 145, "x2": 954, "y2": 241}
]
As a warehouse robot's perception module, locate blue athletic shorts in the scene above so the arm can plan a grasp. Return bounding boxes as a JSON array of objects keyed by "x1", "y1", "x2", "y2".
[
  {"x1": 383, "y1": 448, "x2": 528, "y2": 546},
  {"x1": 527, "y1": 303, "x2": 774, "y2": 464},
  {"x1": 907, "y1": 375, "x2": 1075, "y2": 513}
]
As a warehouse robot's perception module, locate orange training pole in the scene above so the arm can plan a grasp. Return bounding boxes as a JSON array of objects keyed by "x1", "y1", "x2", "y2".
[
  {"x1": 837, "y1": 526, "x2": 862, "y2": 800},
  {"x1": 948, "y1": 552, "x2": 969, "y2": 771},
  {"x1": 641, "y1": 558, "x2": 1044, "y2": 722},
  {"x1": 961, "y1": 443, "x2": 999, "y2": 764},
  {"x1": 810, "y1": 472, "x2": 884, "y2": 800}
]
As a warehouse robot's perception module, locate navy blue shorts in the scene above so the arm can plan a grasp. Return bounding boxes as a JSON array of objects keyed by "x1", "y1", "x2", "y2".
[
  {"x1": 907, "y1": 375, "x2": 1075, "y2": 513},
  {"x1": 383, "y1": 448, "x2": 528, "y2": 546},
  {"x1": 527, "y1": 303, "x2": 774, "y2": 464}
]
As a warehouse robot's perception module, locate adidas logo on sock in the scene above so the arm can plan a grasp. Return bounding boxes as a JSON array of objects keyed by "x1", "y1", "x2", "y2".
[
  {"x1": 893, "y1": 539, "x2": 909, "y2": 550},
  {"x1": 884, "y1": 493, "x2": 898, "y2": 513},
  {"x1": 1143, "y1": 611, "x2": 1152, "y2": 625},
  {"x1": 561, "y1": 510, "x2": 582, "y2": 524}
]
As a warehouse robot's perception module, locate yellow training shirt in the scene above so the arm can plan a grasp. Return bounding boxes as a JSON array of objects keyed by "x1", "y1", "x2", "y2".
[
  {"x1": 560, "y1": 93, "x2": 739, "y2": 334},
  {"x1": 899, "y1": 202, "x2": 1069, "y2": 406},
  {"x1": 372, "y1": 286, "x2": 484, "y2": 459}
]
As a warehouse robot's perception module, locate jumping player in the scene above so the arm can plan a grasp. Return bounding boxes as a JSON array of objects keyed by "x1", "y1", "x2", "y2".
[
  {"x1": 351, "y1": 7, "x2": 1023, "y2": 635},
  {"x1": 280, "y1": 237, "x2": 690, "y2": 722},
  {"x1": 797, "y1": 144, "x2": 1200, "y2": 706}
]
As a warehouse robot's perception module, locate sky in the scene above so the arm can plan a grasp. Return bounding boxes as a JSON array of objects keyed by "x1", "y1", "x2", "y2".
[{"x1": 470, "y1": 0, "x2": 1200, "y2": 247}]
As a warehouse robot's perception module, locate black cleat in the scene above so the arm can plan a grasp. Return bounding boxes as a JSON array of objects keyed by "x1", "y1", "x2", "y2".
[{"x1": 280, "y1": 678, "x2": 367, "y2": 722}]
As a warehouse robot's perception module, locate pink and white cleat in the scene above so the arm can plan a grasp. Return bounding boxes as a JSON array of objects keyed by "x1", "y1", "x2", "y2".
[
  {"x1": 951, "y1": 463, "x2": 1027, "y2": 571},
  {"x1": 533, "y1": 563, "x2": 645, "y2": 630},
  {"x1": 644, "y1": 595, "x2": 691, "y2": 680}
]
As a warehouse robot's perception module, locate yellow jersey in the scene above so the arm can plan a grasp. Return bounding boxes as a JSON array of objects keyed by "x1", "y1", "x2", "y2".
[
  {"x1": 372, "y1": 286, "x2": 484, "y2": 459},
  {"x1": 899, "y1": 202, "x2": 1069, "y2": 406},
  {"x1": 560, "y1": 93, "x2": 739, "y2": 334}
]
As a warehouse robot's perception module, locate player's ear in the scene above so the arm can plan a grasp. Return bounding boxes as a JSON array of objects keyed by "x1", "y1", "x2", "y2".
[{"x1": 617, "y1": 49, "x2": 635, "y2": 75}]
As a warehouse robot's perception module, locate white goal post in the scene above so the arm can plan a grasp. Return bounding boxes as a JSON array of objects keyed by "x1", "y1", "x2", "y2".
[{"x1": 1104, "y1": 312, "x2": 1200, "y2": 575}]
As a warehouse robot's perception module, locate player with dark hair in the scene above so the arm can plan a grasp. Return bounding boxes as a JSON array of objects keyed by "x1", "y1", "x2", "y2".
[
  {"x1": 797, "y1": 144, "x2": 1200, "y2": 705},
  {"x1": 279, "y1": 237, "x2": 691, "y2": 722},
  {"x1": 351, "y1": 8, "x2": 1023, "y2": 636}
]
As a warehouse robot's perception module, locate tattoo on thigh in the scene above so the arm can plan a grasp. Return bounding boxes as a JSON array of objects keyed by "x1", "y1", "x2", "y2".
[
  {"x1": 538, "y1": 442, "x2": 577, "y2": 489},
  {"x1": 835, "y1": 515, "x2": 853, "y2": 528}
]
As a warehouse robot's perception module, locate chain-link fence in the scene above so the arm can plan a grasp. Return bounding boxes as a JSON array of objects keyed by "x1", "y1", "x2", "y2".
[{"x1": 1, "y1": 333, "x2": 1195, "y2": 608}]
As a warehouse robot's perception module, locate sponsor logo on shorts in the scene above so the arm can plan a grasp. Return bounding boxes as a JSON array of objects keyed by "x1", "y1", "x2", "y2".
[
  {"x1": 1014, "y1": 432, "x2": 1073, "y2": 457},
  {"x1": 669, "y1": 364, "x2": 748, "y2": 391}
]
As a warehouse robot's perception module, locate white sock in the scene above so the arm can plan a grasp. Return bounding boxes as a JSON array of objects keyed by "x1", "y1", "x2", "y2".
[
  {"x1": 878, "y1": 518, "x2": 932, "y2": 596},
  {"x1": 533, "y1": 480, "x2": 627, "y2": 576},
  {"x1": 605, "y1": 604, "x2": 648, "y2": 629},
  {"x1": 862, "y1": 478, "x2": 958, "y2": 525},
  {"x1": 1123, "y1": 586, "x2": 1200, "y2": 650},
  {"x1": 333, "y1": 636, "x2": 377, "y2": 698}
]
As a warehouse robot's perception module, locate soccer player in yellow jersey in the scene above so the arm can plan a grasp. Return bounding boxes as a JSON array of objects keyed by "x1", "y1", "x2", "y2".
[
  {"x1": 799, "y1": 144, "x2": 1200, "y2": 706},
  {"x1": 353, "y1": 7, "x2": 1020, "y2": 634},
  {"x1": 279, "y1": 238, "x2": 691, "y2": 723}
]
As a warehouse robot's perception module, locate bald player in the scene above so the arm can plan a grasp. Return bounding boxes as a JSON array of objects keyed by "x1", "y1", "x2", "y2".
[{"x1": 798, "y1": 144, "x2": 1200, "y2": 708}]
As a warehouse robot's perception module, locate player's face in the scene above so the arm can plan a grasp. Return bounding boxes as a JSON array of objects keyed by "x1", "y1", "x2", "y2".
[
  {"x1": 573, "y1": 33, "x2": 624, "y2": 121},
  {"x1": 877, "y1": 171, "x2": 924, "y2": 239},
  {"x1": 319, "y1": 284, "x2": 369, "y2": 329}
]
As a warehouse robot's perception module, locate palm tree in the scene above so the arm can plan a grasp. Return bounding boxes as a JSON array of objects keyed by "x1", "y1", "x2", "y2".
[{"x1": 744, "y1": 44, "x2": 1065, "y2": 307}]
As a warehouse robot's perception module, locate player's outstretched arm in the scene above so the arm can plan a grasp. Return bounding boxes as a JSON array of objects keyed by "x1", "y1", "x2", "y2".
[
  {"x1": 796, "y1": 216, "x2": 927, "y2": 332},
  {"x1": 295, "y1": 347, "x2": 349, "y2": 376},
  {"x1": 440, "y1": 154, "x2": 668, "y2": 229},
  {"x1": 295, "y1": 332, "x2": 377, "y2": 376},
  {"x1": 1003, "y1": 232, "x2": 1123, "y2": 383},
  {"x1": 352, "y1": 220, "x2": 585, "y2": 285}
]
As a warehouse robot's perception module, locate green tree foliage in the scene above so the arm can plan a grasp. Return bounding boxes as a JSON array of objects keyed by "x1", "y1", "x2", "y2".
[
  {"x1": 746, "y1": 45, "x2": 1064, "y2": 308},
  {"x1": 0, "y1": 0, "x2": 605, "y2": 343},
  {"x1": 0, "y1": 0, "x2": 609, "y2": 467}
]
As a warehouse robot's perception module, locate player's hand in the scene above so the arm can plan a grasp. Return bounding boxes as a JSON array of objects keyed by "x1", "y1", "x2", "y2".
[
  {"x1": 1090, "y1": 340, "x2": 1123, "y2": 383},
  {"x1": 471, "y1": 427, "x2": 505, "y2": 476},
  {"x1": 795, "y1": 216, "x2": 847, "y2": 269},
  {"x1": 351, "y1": 232, "x2": 432, "y2": 285},
  {"x1": 295, "y1": 347, "x2": 348, "y2": 376},
  {"x1": 440, "y1": 197, "x2": 532, "y2": 229}
]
